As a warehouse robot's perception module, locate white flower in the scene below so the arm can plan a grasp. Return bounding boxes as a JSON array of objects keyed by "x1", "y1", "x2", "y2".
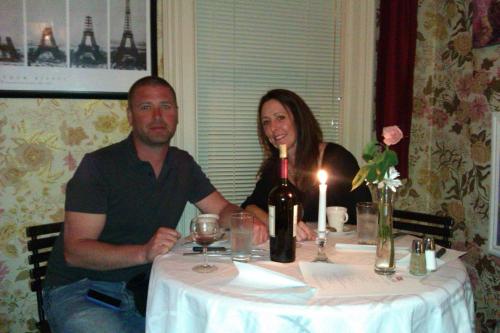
[{"x1": 376, "y1": 166, "x2": 402, "y2": 192}]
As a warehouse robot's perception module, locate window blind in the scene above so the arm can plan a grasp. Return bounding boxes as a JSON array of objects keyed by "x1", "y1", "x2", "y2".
[{"x1": 196, "y1": 0, "x2": 341, "y2": 205}]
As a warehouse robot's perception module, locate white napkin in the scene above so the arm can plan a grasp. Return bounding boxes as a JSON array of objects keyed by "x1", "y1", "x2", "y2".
[
  {"x1": 228, "y1": 261, "x2": 307, "y2": 290},
  {"x1": 299, "y1": 261, "x2": 433, "y2": 297},
  {"x1": 218, "y1": 262, "x2": 316, "y2": 303}
]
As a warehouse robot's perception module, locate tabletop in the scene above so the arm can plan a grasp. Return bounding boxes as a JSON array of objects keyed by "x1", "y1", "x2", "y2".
[{"x1": 146, "y1": 232, "x2": 474, "y2": 333}]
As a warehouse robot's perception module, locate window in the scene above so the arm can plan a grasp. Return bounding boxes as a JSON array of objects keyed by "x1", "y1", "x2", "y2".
[
  {"x1": 161, "y1": 0, "x2": 375, "y2": 234},
  {"x1": 196, "y1": 0, "x2": 342, "y2": 205}
]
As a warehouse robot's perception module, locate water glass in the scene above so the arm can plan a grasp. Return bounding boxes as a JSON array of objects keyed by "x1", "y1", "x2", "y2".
[
  {"x1": 230, "y1": 212, "x2": 253, "y2": 262},
  {"x1": 356, "y1": 202, "x2": 378, "y2": 245}
]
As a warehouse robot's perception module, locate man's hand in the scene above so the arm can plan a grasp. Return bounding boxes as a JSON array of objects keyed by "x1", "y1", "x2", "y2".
[
  {"x1": 64, "y1": 211, "x2": 180, "y2": 270},
  {"x1": 143, "y1": 227, "x2": 181, "y2": 262}
]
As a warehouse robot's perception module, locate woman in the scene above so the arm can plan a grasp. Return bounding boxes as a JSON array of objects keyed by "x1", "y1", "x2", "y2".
[{"x1": 242, "y1": 89, "x2": 371, "y2": 241}]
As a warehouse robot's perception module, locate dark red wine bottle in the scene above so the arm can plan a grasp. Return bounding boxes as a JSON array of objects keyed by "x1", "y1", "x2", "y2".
[{"x1": 268, "y1": 144, "x2": 299, "y2": 262}]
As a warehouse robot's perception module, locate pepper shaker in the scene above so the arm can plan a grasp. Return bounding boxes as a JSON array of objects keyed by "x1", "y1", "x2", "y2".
[
  {"x1": 409, "y1": 239, "x2": 427, "y2": 276},
  {"x1": 423, "y1": 236, "x2": 437, "y2": 272}
]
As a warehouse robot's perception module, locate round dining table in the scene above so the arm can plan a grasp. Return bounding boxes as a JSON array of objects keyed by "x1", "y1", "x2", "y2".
[{"x1": 146, "y1": 232, "x2": 474, "y2": 333}]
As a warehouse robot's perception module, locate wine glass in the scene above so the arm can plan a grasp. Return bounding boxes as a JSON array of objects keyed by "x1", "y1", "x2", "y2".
[{"x1": 190, "y1": 215, "x2": 220, "y2": 273}]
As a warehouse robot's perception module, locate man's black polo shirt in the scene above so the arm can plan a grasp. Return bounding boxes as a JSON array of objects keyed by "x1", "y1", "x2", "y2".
[{"x1": 45, "y1": 135, "x2": 215, "y2": 287}]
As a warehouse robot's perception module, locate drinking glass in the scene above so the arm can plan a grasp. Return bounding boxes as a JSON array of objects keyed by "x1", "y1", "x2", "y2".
[
  {"x1": 190, "y1": 215, "x2": 220, "y2": 273},
  {"x1": 356, "y1": 202, "x2": 378, "y2": 245},
  {"x1": 230, "y1": 212, "x2": 253, "y2": 262}
]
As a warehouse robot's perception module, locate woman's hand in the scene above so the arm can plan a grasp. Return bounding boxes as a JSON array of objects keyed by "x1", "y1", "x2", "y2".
[
  {"x1": 252, "y1": 219, "x2": 269, "y2": 245},
  {"x1": 296, "y1": 221, "x2": 316, "y2": 241}
]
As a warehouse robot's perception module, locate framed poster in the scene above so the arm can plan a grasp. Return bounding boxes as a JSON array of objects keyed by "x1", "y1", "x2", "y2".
[
  {"x1": 489, "y1": 112, "x2": 500, "y2": 256},
  {"x1": 0, "y1": 0, "x2": 157, "y2": 99}
]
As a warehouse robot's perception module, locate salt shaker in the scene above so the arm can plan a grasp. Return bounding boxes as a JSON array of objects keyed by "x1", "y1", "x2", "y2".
[
  {"x1": 423, "y1": 236, "x2": 437, "y2": 272},
  {"x1": 409, "y1": 239, "x2": 427, "y2": 276}
]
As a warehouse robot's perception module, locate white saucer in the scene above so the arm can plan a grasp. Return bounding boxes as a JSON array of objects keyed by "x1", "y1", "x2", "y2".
[{"x1": 327, "y1": 224, "x2": 356, "y2": 236}]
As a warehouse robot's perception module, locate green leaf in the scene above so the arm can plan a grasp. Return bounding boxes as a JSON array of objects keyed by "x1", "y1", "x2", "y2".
[
  {"x1": 366, "y1": 166, "x2": 380, "y2": 182},
  {"x1": 362, "y1": 141, "x2": 378, "y2": 161},
  {"x1": 384, "y1": 149, "x2": 399, "y2": 166},
  {"x1": 351, "y1": 166, "x2": 369, "y2": 190}
]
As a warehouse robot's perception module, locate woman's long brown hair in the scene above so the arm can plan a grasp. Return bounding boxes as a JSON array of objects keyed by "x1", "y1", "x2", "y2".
[{"x1": 257, "y1": 89, "x2": 323, "y2": 191}]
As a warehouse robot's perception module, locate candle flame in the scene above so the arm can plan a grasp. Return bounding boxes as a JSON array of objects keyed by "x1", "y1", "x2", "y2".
[{"x1": 317, "y1": 170, "x2": 328, "y2": 184}]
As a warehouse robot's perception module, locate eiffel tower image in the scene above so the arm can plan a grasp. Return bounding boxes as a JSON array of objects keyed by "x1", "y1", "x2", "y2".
[
  {"x1": 113, "y1": 0, "x2": 142, "y2": 69},
  {"x1": 0, "y1": 36, "x2": 22, "y2": 62},
  {"x1": 71, "y1": 16, "x2": 106, "y2": 67},
  {"x1": 29, "y1": 26, "x2": 66, "y2": 65}
]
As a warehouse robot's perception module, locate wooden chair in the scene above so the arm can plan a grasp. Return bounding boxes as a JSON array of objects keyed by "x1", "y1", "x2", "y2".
[
  {"x1": 26, "y1": 222, "x2": 63, "y2": 333},
  {"x1": 393, "y1": 210, "x2": 454, "y2": 248}
]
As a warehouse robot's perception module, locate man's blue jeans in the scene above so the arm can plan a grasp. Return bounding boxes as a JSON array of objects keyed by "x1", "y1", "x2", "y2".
[{"x1": 43, "y1": 278, "x2": 145, "y2": 333}]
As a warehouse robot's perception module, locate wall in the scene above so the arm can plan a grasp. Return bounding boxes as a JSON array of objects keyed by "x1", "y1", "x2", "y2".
[
  {"x1": 399, "y1": 0, "x2": 499, "y2": 331},
  {"x1": 0, "y1": 99, "x2": 129, "y2": 332}
]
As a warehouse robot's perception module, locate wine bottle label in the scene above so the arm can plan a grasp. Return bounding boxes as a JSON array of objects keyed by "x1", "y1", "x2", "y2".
[
  {"x1": 293, "y1": 204, "x2": 298, "y2": 237},
  {"x1": 268, "y1": 205, "x2": 275, "y2": 237}
]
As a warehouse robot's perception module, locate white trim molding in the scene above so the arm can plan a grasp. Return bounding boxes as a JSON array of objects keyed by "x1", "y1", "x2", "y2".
[
  {"x1": 162, "y1": 0, "x2": 196, "y2": 156},
  {"x1": 162, "y1": 0, "x2": 198, "y2": 235},
  {"x1": 341, "y1": 0, "x2": 377, "y2": 163},
  {"x1": 489, "y1": 112, "x2": 500, "y2": 257}
]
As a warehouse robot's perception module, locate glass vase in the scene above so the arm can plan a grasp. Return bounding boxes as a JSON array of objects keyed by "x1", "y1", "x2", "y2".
[{"x1": 369, "y1": 184, "x2": 397, "y2": 275}]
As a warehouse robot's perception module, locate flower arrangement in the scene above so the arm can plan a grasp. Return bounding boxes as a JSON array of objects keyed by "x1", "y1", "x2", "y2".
[
  {"x1": 351, "y1": 125, "x2": 404, "y2": 275},
  {"x1": 351, "y1": 125, "x2": 404, "y2": 191}
]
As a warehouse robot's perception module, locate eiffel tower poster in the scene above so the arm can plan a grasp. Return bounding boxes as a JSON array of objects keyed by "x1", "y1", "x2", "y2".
[
  {"x1": 69, "y1": 0, "x2": 107, "y2": 68},
  {"x1": 110, "y1": 0, "x2": 147, "y2": 70},
  {"x1": 1, "y1": 0, "x2": 156, "y2": 98},
  {"x1": 26, "y1": 0, "x2": 67, "y2": 67},
  {"x1": 0, "y1": 0, "x2": 24, "y2": 65}
]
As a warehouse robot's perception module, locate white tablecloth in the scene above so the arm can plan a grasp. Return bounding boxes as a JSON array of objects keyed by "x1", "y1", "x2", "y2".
[{"x1": 146, "y1": 234, "x2": 474, "y2": 333}]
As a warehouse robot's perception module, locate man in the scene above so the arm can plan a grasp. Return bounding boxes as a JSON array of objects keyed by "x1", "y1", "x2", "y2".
[{"x1": 43, "y1": 76, "x2": 268, "y2": 332}]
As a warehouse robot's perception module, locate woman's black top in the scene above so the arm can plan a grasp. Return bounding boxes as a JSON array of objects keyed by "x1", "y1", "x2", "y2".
[{"x1": 241, "y1": 142, "x2": 371, "y2": 224}]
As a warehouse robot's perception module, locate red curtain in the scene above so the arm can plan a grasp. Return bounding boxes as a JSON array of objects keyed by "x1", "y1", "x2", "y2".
[{"x1": 375, "y1": 0, "x2": 418, "y2": 179}]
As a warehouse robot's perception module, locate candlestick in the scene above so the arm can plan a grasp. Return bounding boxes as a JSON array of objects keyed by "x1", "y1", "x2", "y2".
[{"x1": 313, "y1": 169, "x2": 331, "y2": 263}]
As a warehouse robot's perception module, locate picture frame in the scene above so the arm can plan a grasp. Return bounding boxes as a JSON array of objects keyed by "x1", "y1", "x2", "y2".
[
  {"x1": 0, "y1": 0, "x2": 157, "y2": 100},
  {"x1": 489, "y1": 112, "x2": 500, "y2": 257}
]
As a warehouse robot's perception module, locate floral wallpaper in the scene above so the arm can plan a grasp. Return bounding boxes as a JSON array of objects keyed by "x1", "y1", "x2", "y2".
[
  {"x1": 397, "y1": 0, "x2": 500, "y2": 331},
  {"x1": 0, "y1": 99, "x2": 130, "y2": 332}
]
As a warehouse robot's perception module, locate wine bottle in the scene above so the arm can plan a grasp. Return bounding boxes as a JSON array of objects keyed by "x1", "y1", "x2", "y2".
[{"x1": 268, "y1": 144, "x2": 299, "y2": 262}]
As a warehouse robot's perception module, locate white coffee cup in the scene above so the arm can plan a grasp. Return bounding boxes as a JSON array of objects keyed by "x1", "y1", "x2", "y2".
[{"x1": 327, "y1": 206, "x2": 349, "y2": 232}]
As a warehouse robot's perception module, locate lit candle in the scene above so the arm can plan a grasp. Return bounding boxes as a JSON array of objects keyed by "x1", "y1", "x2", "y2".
[{"x1": 317, "y1": 170, "x2": 328, "y2": 233}]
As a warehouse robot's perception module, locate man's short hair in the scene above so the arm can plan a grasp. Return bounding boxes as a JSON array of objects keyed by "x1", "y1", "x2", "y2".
[{"x1": 128, "y1": 76, "x2": 178, "y2": 108}]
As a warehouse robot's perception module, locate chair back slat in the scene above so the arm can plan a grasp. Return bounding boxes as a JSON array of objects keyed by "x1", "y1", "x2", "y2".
[
  {"x1": 26, "y1": 222, "x2": 63, "y2": 333},
  {"x1": 27, "y1": 236, "x2": 59, "y2": 252},
  {"x1": 30, "y1": 278, "x2": 45, "y2": 293},
  {"x1": 28, "y1": 251, "x2": 52, "y2": 266},
  {"x1": 393, "y1": 210, "x2": 454, "y2": 248},
  {"x1": 26, "y1": 222, "x2": 63, "y2": 237},
  {"x1": 29, "y1": 266, "x2": 48, "y2": 280}
]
